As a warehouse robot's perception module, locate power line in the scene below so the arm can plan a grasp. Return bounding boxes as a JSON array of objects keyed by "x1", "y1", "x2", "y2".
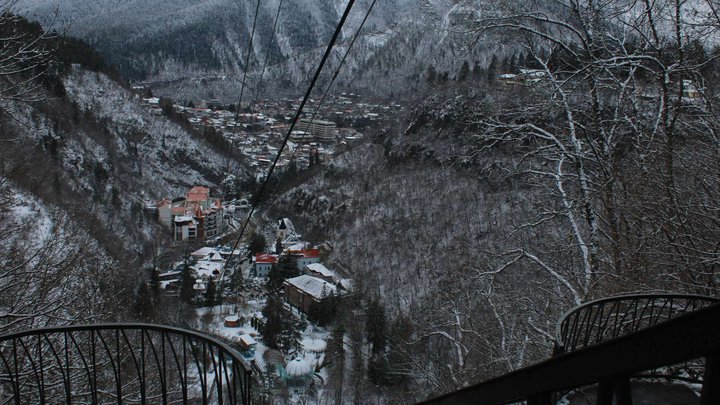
[
  {"x1": 222, "y1": 0, "x2": 262, "y2": 184},
  {"x1": 250, "y1": 0, "x2": 285, "y2": 111},
  {"x1": 221, "y1": 0, "x2": 358, "y2": 279},
  {"x1": 291, "y1": 0, "x2": 378, "y2": 162}
]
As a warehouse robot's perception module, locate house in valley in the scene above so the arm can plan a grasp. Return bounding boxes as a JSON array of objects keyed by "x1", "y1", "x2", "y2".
[{"x1": 283, "y1": 275, "x2": 337, "y2": 314}]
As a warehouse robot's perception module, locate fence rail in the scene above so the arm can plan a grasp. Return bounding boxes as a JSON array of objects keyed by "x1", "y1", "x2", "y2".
[
  {"x1": 0, "y1": 323, "x2": 252, "y2": 405},
  {"x1": 555, "y1": 293, "x2": 719, "y2": 353},
  {"x1": 419, "y1": 299, "x2": 720, "y2": 405}
]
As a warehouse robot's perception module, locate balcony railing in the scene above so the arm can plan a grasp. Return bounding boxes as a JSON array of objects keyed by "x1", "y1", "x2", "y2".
[
  {"x1": 419, "y1": 296, "x2": 720, "y2": 405},
  {"x1": 2, "y1": 296, "x2": 718, "y2": 404},
  {"x1": 0, "y1": 323, "x2": 252, "y2": 404},
  {"x1": 555, "y1": 293, "x2": 719, "y2": 354}
]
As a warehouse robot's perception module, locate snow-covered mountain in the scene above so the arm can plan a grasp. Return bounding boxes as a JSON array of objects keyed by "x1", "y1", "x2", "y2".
[
  {"x1": 15, "y1": 0, "x2": 512, "y2": 100},
  {"x1": 1, "y1": 53, "x2": 242, "y2": 269}
]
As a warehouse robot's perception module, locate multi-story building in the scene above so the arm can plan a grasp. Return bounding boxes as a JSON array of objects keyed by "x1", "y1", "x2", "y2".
[
  {"x1": 252, "y1": 253, "x2": 277, "y2": 278},
  {"x1": 157, "y1": 186, "x2": 224, "y2": 242},
  {"x1": 283, "y1": 275, "x2": 337, "y2": 313},
  {"x1": 296, "y1": 118, "x2": 337, "y2": 143},
  {"x1": 287, "y1": 248, "x2": 321, "y2": 271}
]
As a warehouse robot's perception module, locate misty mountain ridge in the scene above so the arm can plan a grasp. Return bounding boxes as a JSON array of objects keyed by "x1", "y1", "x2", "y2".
[{"x1": 15, "y1": 0, "x2": 510, "y2": 101}]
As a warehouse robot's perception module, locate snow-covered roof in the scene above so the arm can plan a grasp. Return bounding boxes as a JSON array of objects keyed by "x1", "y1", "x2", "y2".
[
  {"x1": 192, "y1": 247, "x2": 215, "y2": 257},
  {"x1": 160, "y1": 280, "x2": 178, "y2": 288},
  {"x1": 174, "y1": 215, "x2": 194, "y2": 223},
  {"x1": 340, "y1": 278, "x2": 354, "y2": 291},
  {"x1": 284, "y1": 275, "x2": 336, "y2": 299},
  {"x1": 285, "y1": 357, "x2": 313, "y2": 377},
  {"x1": 285, "y1": 243, "x2": 307, "y2": 252},
  {"x1": 192, "y1": 260, "x2": 224, "y2": 278},
  {"x1": 239, "y1": 334, "x2": 257, "y2": 346},
  {"x1": 278, "y1": 218, "x2": 295, "y2": 232},
  {"x1": 254, "y1": 253, "x2": 277, "y2": 264},
  {"x1": 305, "y1": 263, "x2": 335, "y2": 279},
  {"x1": 301, "y1": 338, "x2": 327, "y2": 353}
]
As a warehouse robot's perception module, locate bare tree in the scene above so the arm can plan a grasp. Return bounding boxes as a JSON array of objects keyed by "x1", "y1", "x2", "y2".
[
  {"x1": 0, "y1": 2, "x2": 57, "y2": 100},
  {"x1": 467, "y1": 0, "x2": 720, "y2": 304}
]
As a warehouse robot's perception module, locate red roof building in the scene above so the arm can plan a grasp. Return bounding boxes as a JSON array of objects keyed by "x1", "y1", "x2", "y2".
[
  {"x1": 253, "y1": 253, "x2": 278, "y2": 278},
  {"x1": 255, "y1": 253, "x2": 278, "y2": 264},
  {"x1": 187, "y1": 186, "x2": 211, "y2": 204}
]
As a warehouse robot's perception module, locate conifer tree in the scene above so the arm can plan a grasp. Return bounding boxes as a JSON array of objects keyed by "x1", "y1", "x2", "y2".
[
  {"x1": 365, "y1": 298, "x2": 387, "y2": 354},
  {"x1": 267, "y1": 255, "x2": 298, "y2": 291},
  {"x1": 134, "y1": 282, "x2": 153, "y2": 321},
  {"x1": 426, "y1": 65, "x2": 437, "y2": 85},
  {"x1": 248, "y1": 232, "x2": 267, "y2": 257},
  {"x1": 204, "y1": 278, "x2": 217, "y2": 307},
  {"x1": 487, "y1": 55, "x2": 498, "y2": 83},
  {"x1": 457, "y1": 61, "x2": 470, "y2": 81},
  {"x1": 180, "y1": 262, "x2": 195, "y2": 304}
]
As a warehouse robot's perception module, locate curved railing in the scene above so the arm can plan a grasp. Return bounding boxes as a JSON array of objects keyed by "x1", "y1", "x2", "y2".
[
  {"x1": 555, "y1": 293, "x2": 719, "y2": 354},
  {"x1": 0, "y1": 323, "x2": 252, "y2": 404}
]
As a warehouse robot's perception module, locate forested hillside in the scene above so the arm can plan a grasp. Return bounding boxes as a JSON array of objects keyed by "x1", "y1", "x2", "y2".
[
  {"x1": 0, "y1": 14, "x2": 242, "y2": 333},
  {"x1": 3, "y1": 0, "x2": 720, "y2": 403},
  {"x1": 15, "y1": 0, "x2": 517, "y2": 101},
  {"x1": 266, "y1": 0, "x2": 720, "y2": 398}
]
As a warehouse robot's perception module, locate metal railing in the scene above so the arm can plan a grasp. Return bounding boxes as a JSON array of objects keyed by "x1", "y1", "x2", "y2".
[
  {"x1": 0, "y1": 323, "x2": 252, "y2": 404},
  {"x1": 418, "y1": 301, "x2": 720, "y2": 405},
  {"x1": 555, "y1": 293, "x2": 719, "y2": 353}
]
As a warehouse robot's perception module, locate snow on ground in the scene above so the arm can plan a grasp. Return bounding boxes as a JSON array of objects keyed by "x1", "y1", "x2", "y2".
[
  {"x1": 5, "y1": 186, "x2": 54, "y2": 248},
  {"x1": 194, "y1": 301, "x2": 335, "y2": 392}
]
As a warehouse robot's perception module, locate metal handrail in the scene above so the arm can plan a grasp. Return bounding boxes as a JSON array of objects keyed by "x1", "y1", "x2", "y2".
[
  {"x1": 418, "y1": 301, "x2": 720, "y2": 405},
  {"x1": 554, "y1": 293, "x2": 719, "y2": 353},
  {"x1": 0, "y1": 323, "x2": 252, "y2": 404}
]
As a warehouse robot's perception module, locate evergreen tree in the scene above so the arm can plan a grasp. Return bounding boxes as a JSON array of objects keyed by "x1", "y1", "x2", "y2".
[
  {"x1": 368, "y1": 353, "x2": 391, "y2": 386},
  {"x1": 248, "y1": 232, "x2": 267, "y2": 257},
  {"x1": 179, "y1": 262, "x2": 195, "y2": 305},
  {"x1": 275, "y1": 237, "x2": 283, "y2": 254},
  {"x1": 267, "y1": 255, "x2": 298, "y2": 291},
  {"x1": 134, "y1": 282, "x2": 153, "y2": 321},
  {"x1": 149, "y1": 267, "x2": 161, "y2": 300},
  {"x1": 487, "y1": 55, "x2": 498, "y2": 83},
  {"x1": 457, "y1": 61, "x2": 470, "y2": 81},
  {"x1": 365, "y1": 298, "x2": 387, "y2": 354},
  {"x1": 472, "y1": 60, "x2": 482, "y2": 79},
  {"x1": 426, "y1": 65, "x2": 437, "y2": 85},
  {"x1": 327, "y1": 323, "x2": 346, "y2": 399},
  {"x1": 507, "y1": 54, "x2": 518, "y2": 73},
  {"x1": 308, "y1": 290, "x2": 338, "y2": 327},
  {"x1": 230, "y1": 266, "x2": 245, "y2": 292},
  {"x1": 279, "y1": 315, "x2": 306, "y2": 354},
  {"x1": 261, "y1": 294, "x2": 283, "y2": 348},
  {"x1": 204, "y1": 278, "x2": 217, "y2": 307},
  {"x1": 160, "y1": 97, "x2": 175, "y2": 117}
]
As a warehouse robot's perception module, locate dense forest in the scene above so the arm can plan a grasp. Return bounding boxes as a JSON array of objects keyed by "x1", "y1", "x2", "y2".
[{"x1": 2, "y1": 0, "x2": 720, "y2": 403}]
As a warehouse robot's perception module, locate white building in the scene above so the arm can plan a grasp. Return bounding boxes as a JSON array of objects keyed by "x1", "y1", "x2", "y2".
[{"x1": 296, "y1": 119, "x2": 337, "y2": 143}]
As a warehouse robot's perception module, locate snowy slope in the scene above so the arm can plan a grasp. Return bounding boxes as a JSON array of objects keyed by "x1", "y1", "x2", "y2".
[{"x1": 14, "y1": 0, "x2": 515, "y2": 99}]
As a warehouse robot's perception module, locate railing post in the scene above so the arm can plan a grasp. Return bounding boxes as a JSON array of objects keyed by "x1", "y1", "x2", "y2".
[
  {"x1": 613, "y1": 376, "x2": 632, "y2": 405},
  {"x1": 597, "y1": 376, "x2": 632, "y2": 405},
  {"x1": 596, "y1": 380, "x2": 613, "y2": 405},
  {"x1": 701, "y1": 353, "x2": 719, "y2": 405},
  {"x1": 526, "y1": 392, "x2": 552, "y2": 405}
]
